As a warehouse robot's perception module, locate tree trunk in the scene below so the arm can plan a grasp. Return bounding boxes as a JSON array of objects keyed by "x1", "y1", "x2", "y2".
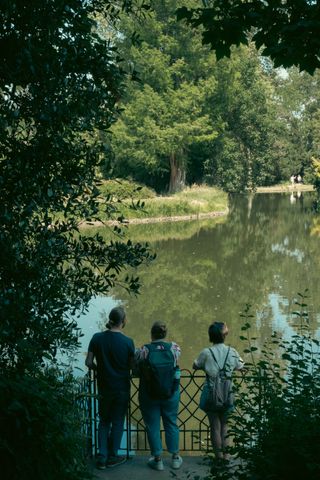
[{"x1": 169, "y1": 152, "x2": 186, "y2": 193}]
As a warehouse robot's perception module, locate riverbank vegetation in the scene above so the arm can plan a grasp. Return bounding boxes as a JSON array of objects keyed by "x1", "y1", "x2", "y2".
[{"x1": 97, "y1": 181, "x2": 228, "y2": 221}]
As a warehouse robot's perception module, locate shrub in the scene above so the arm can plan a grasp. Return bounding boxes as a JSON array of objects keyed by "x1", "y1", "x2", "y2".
[
  {"x1": 99, "y1": 179, "x2": 156, "y2": 200},
  {"x1": 214, "y1": 293, "x2": 320, "y2": 480},
  {"x1": 0, "y1": 369, "x2": 90, "y2": 480}
]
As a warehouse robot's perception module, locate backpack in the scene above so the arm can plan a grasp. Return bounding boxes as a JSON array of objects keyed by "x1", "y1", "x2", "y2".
[
  {"x1": 140, "y1": 342, "x2": 176, "y2": 400},
  {"x1": 204, "y1": 347, "x2": 234, "y2": 412}
]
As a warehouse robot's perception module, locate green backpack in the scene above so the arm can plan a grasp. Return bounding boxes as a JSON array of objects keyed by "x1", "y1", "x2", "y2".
[{"x1": 141, "y1": 342, "x2": 176, "y2": 399}]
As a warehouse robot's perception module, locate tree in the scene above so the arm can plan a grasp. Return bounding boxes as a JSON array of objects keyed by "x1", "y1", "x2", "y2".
[
  {"x1": 177, "y1": 0, "x2": 320, "y2": 74},
  {"x1": 0, "y1": 1, "x2": 153, "y2": 477},
  {"x1": 204, "y1": 45, "x2": 283, "y2": 191},
  {"x1": 112, "y1": 80, "x2": 217, "y2": 192},
  {"x1": 270, "y1": 68, "x2": 320, "y2": 182},
  {"x1": 0, "y1": 0, "x2": 153, "y2": 372},
  {"x1": 177, "y1": 0, "x2": 320, "y2": 197},
  {"x1": 109, "y1": 0, "x2": 309, "y2": 193},
  {"x1": 108, "y1": 0, "x2": 218, "y2": 193}
]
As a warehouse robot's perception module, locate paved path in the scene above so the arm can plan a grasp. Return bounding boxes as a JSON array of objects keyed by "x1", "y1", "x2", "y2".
[{"x1": 90, "y1": 455, "x2": 210, "y2": 480}]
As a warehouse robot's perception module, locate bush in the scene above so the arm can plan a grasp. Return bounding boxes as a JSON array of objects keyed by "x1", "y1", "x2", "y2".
[
  {"x1": 0, "y1": 370, "x2": 90, "y2": 480},
  {"x1": 214, "y1": 293, "x2": 320, "y2": 480},
  {"x1": 99, "y1": 179, "x2": 156, "y2": 200}
]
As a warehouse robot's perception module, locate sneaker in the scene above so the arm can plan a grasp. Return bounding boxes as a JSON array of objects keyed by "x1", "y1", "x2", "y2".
[
  {"x1": 106, "y1": 455, "x2": 127, "y2": 468},
  {"x1": 171, "y1": 455, "x2": 183, "y2": 470},
  {"x1": 96, "y1": 454, "x2": 106, "y2": 470},
  {"x1": 148, "y1": 457, "x2": 164, "y2": 471}
]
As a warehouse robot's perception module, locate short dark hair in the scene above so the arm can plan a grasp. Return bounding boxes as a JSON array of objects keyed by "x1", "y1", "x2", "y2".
[
  {"x1": 108, "y1": 306, "x2": 126, "y2": 327},
  {"x1": 208, "y1": 322, "x2": 227, "y2": 344},
  {"x1": 151, "y1": 321, "x2": 167, "y2": 340}
]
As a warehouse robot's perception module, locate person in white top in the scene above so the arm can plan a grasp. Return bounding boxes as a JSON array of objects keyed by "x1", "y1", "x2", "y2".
[{"x1": 193, "y1": 322, "x2": 244, "y2": 460}]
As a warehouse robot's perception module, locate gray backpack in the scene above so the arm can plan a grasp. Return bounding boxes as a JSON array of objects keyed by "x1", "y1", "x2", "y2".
[{"x1": 204, "y1": 347, "x2": 234, "y2": 412}]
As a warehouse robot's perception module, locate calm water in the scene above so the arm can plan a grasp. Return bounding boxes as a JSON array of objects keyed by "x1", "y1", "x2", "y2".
[{"x1": 75, "y1": 192, "x2": 320, "y2": 374}]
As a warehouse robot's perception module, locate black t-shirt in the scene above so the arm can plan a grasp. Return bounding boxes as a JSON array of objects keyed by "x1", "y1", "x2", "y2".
[{"x1": 88, "y1": 330, "x2": 135, "y2": 392}]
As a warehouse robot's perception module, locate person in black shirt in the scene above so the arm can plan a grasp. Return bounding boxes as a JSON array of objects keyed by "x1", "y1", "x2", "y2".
[{"x1": 85, "y1": 306, "x2": 134, "y2": 469}]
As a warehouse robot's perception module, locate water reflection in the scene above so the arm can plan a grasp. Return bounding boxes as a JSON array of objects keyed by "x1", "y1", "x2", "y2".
[{"x1": 76, "y1": 193, "x2": 320, "y2": 373}]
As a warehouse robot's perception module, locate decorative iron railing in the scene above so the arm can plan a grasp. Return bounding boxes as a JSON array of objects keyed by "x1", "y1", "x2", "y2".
[
  {"x1": 79, "y1": 369, "x2": 250, "y2": 458},
  {"x1": 79, "y1": 369, "x2": 211, "y2": 457}
]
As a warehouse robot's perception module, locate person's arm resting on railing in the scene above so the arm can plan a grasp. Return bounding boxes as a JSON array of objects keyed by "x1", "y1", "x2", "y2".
[
  {"x1": 192, "y1": 361, "x2": 200, "y2": 370},
  {"x1": 193, "y1": 349, "x2": 207, "y2": 371},
  {"x1": 85, "y1": 351, "x2": 97, "y2": 370}
]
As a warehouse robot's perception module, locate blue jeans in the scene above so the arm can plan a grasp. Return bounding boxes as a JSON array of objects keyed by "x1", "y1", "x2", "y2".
[
  {"x1": 98, "y1": 388, "x2": 129, "y2": 458},
  {"x1": 139, "y1": 388, "x2": 180, "y2": 457}
]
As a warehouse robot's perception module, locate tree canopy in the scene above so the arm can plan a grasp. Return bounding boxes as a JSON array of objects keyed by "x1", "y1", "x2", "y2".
[
  {"x1": 103, "y1": 0, "x2": 320, "y2": 193},
  {"x1": 109, "y1": 0, "x2": 218, "y2": 192},
  {"x1": 177, "y1": 0, "x2": 320, "y2": 74}
]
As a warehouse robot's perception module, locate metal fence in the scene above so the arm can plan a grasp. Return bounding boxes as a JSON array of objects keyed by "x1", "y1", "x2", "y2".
[{"x1": 80, "y1": 369, "x2": 213, "y2": 457}]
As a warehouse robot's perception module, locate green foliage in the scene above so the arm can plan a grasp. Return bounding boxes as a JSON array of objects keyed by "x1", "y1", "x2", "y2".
[
  {"x1": 312, "y1": 157, "x2": 320, "y2": 211},
  {"x1": 99, "y1": 179, "x2": 156, "y2": 200},
  {"x1": 204, "y1": 45, "x2": 284, "y2": 192},
  {"x1": 177, "y1": 0, "x2": 320, "y2": 74},
  {"x1": 215, "y1": 292, "x2": 320, "y2": 480},
  {"x1": 111, "y1": 81, "x2": 217, "y2": 193},
  {"x1": 0, "y1": 1, "x2": 153, "y2": 478},
  {"x1": 0, "y1": 0, "x2": 154, "y2": 373},
  {"x1": 312, "y1": 158, "x2": 320, "y2": 194},
  {"x1": 0, "y1": 369, "x2": 90, "y2": 480},
  {"x1": 96, "y1": 185, "x2": 228, "y2": 220},
  {"x1": 107, "y1": 0, "x2": 218, "y2": 193},
  {"x1": 105, "y1": 0, "x2": 320, "y2": 193},
  {"x1": 272, "y1": 68, "x2": 320, "y2": 183}
]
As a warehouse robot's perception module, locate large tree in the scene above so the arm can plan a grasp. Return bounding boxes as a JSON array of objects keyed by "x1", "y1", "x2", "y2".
[
  {"x1": 108, "y1": 0, "x2": 218, "y2": 193},
  {"x1": 203, "y1": 45, "x2": 283, "y2": 191},
  {"x1": 0, "y1": 0, "x2": 153, "y2": 372},
  {"x1": 0, "y1": 1, "x2": 152, "y2": 478}
]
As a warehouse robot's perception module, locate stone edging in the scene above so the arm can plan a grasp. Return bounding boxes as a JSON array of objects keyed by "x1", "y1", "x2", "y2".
[{"x1": 80, "y1": 209, "x2": 228, "y2": 228}]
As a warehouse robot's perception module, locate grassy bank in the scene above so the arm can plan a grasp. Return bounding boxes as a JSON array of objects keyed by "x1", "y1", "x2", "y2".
[
  {"x1": 97, "y1": 182, "x2": 228, "y2": 222},
  {"x1": 79, "y1": 180, "x2": 316, "y2": 227}
]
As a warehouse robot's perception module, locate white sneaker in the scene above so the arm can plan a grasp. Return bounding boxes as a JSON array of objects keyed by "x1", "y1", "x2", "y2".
[
  {"x1": 171, "y1": 455, "x2": 183, "y2": 469},
  {"x1": 148, "y1": 457, "x2": 164, "y2": 471}
]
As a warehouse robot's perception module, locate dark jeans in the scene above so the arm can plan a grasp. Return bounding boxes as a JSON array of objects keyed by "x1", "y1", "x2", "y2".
[{"x1": 98, "y1": 388, "x2": 130, "y2": 458}]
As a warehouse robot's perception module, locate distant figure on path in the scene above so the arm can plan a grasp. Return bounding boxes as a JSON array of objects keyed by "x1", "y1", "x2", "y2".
[
  {"x1": 136, "y1": 321, "x2": 183, "y2": 471},
  {"x1": 193, "y1": 322, "x2": 244, "y2": 461},
  {"x1": 85, "y1": 306, "x2": 135, "y2": 470}
]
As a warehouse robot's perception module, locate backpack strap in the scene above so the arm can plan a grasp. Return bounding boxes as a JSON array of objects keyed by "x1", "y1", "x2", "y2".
[{"x1": 208, "y1": 346, "x2": 231, "y2": 371}]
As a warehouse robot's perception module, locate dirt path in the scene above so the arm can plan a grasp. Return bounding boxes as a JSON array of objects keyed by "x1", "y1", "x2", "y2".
[{"x1": 256, "y1": 184, "x2": 314, "y2": 193}]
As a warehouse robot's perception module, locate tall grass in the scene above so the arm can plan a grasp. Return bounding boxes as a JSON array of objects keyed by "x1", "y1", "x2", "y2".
[{"x1": 98, "y1": 184, "x2": 228, "y2": 221}]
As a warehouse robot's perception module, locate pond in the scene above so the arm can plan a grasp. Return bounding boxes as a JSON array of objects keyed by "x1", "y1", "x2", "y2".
[{"x1": 74, "y1": 192, "x2": 320, "y2": 374}]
